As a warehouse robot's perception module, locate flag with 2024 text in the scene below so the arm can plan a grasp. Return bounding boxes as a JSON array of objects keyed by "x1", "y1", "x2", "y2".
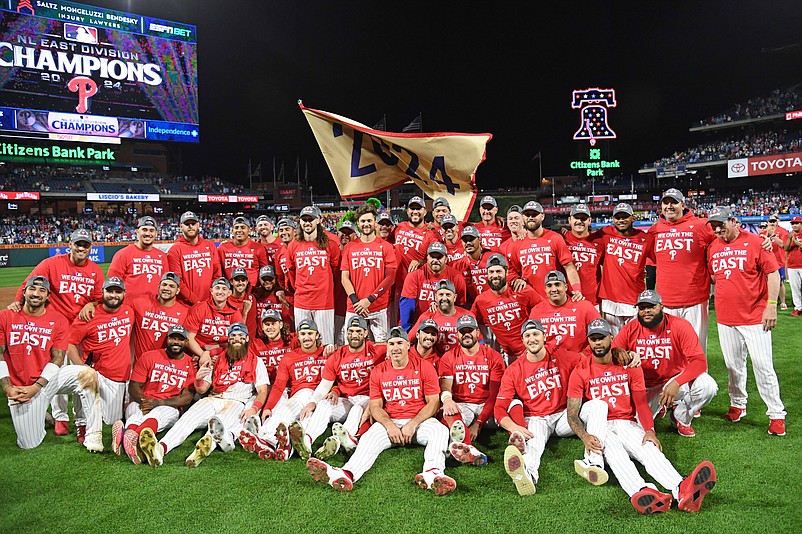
[{"x1": 299, "y1": 102, "x2": 492, "y2": 222}]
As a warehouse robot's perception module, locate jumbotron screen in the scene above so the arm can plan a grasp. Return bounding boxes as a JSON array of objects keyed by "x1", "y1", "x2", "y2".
[{"x1": 0, "y1": 0, "x2": 199, "y2": 143}]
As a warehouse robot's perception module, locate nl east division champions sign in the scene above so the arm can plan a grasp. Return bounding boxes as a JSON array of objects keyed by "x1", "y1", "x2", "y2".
[{"x1": 0, "y1": 0, "x2": 199, "y2": 143}]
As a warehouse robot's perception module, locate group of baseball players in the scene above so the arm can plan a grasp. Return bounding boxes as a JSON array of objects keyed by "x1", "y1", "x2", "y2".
[{"x1": 1, "y1": 188, "x2": 792, "y2": 513}]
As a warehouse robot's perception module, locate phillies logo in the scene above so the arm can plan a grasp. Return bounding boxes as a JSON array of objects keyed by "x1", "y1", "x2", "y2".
[
  {"x1": 572, "y1": 88, "x2": 617, "y2": 146},
  {"x1": 68, "y1": 77, "x2": 98, "y2": 114}
]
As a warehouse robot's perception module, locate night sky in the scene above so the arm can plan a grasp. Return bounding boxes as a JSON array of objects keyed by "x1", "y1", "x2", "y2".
[{"x1": 96, "y1": 0, "x2": 802, "y2": 192}]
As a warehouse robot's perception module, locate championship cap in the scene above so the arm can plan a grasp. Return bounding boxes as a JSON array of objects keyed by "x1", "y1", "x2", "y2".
[
  {"x1": 230, "y1": 267, "x2": 248, "y2": 280},
  {"x1": 522, "y1": 201, "x2": 544, "y2": 214},
  {"x1": 456, "y1": 314, "x2": 479, "y2": 331},
  {"x1": 707, "y1": 206, "x2": 733, "y2": 223},
  {"x1": 167, "y1": 324, "x2": 188, "y2": 339},
  {"x1": 261, "y1": 308, "x2": 282, "y2": 322},
  {"x1": 587, "y1": 318, "x2": 613, "y2": 337},
  {"x1": 427, "y1": 241, "x2": 447, "y2": 256},
  {"x1": 212, "y1": 276, "x2": 232, "y2": 289},
  {"x1": 435, "y1": 279, "x2": 456, "y2": 293},
  {"x1": 545, "y1": 270, "x2": 566, "y2": 284},
  {"x1": 25, "y1": 275, "x2": 50, "y2": 291},
  {"x1": 791, "y1": 216, "x2": 802, "y2": 223},
  {"x1": 520, "y1": 319, "x2": 545, "y2": 335},
  {"x1": 377, "y1": 213, "x2": 394, "y2": 225},
  {"x1": 180, "y1": 211, "x2": 199, "y2": 224},
  {"x1": 407, "y1": 196, "x2": 425, "y2": 209},
  {"x1": 768, "y1": 214, "x2": 779, "y2": 222},
  {"x1": 161, "y1": 272, "x2": 181, "y2": 286},
  {"x1": 613, "y1": 203, "x2": 634, "y2": 216},
  {"x1": 259, "y1": 265, "x2": 276, "y2": 279},
  {"x1": 137, "y1": 216, "x2": 157, "y2": 229},
  {"x1": 486, "y1": 253, "x2": 508, "y2": 269},
  {"x1": 637, "y1": 289, "x2": 662, "y2": 306},
  {"x1": 232, "y1": 216, "x2": 251, "y2": 227},
  {"x1": 461, "y1": 226, "x2": 480, "y2": 239},
  {"x1": 297, "y1": 318, "x2": 318, "y2": 332},
  {"x1": 570, "y1": 204, "x2": 591, "y2": 217},
  {"x1": 300, "y1": 206, "x2": 320, "y2": 219},
  {"x1": 347, "y1": 315, "x2": 368, "y2": 330},
  {"x1": 441, "y1": 214, "x2": 458, "y2": 228},
  {"x1": 507, "y1": 205, "x2": 522, "y2": 216},
  {"x1": 276, "y1": 218, "x2": 296, "y2": 229},
  {"x1": 70, "y1": 228, "x2": 92, "y2": 244},
  {"x1": 419, "y1": 319, "x2": 439, "y2": 333},
  {"x1": 255, "y1": 215, "x2": 272, "y2": 225},
  {"x1": 433, "y1": 197, "x2": 450, "y2": 209},
  {"x1": 480, "y1": 195, "x2": 497, "y2": 208},
  {"x1": 339, "y1": 220, "x2": 357, "y2": 233},
  {"x1": 102, "y1": 277, "x2": 125, "y2": 290},
  {"x1": 387, "y1": 326, "x2": 409, "y2": 342},
  {"x1": 758, "y1": 221, "x2": 768, "y2": 228},
  {"x1": 227, "y1": 322, "x2": 248, "y2": 336},
  {"x1": 661, "y1": 188, "x2": 685, "y2": 203}
]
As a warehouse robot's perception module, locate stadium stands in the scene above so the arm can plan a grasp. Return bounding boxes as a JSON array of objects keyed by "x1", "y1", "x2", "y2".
[{"x1": 696, "y1": 86, "x2": 802, "y2": 127}]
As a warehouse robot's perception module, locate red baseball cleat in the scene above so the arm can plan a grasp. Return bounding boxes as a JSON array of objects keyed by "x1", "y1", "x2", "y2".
[
  {"x1": 678, "y1": 461, "x2": 717, "y2": 512},
  {"x1": 307, "y1": 458, "x2": 353, "y2": 492},
  {"x1": 631, "y1": 487, "x2": 672, "y2": 515},
  {"x1": 111, "y1": 420, "x2": 124, "y2": 455},
  {"x1": 508, "y1": 431, "x2": 526, "y2": 453},
  {"x1": 123, "y1": 429, "x2": 144, "y2": 465},
  {"x1": 768, "y1": 419, "x2": 786, "y2": 436},
  {"x1": 54, "y1": 420, "x2": 69, "y2": 436},
  {"x1": 790, "y1": 310, "x2": 801, "y2": 317},
  {"x1": 724, "y1": 406, "x2": 746, "y2": 422},
  {"x1": 76, "y1": 425, "x2": 86, "y2": 444},
  {"x1": 670, "y1": 411, "x2": 696, "y2": 437}
]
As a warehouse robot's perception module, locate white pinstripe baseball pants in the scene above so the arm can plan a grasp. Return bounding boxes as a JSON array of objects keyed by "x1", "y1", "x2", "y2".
[
  {"x1": 788, "y1": 268, "x2": 802, "y2": 311},
  {"x1": 345, "y1": 309, "x2": 390, "y2": 343},
  {"x1": 259, "y1": 388, "x2": 314, "y2": 445},
  {"x1": 124, "y1": 402, "x2": 180, "y2": 432},
  {"x1": 295, "y1": 308, "x2": 335, "y2": 346},
  {"x1": 159, "y1": 397, "x2": 247, "y2": 455},
  {"x1": 645, "y1": 372, "x2": 718, "y2": 426},
  {"x1": 302, "y1": 394, "x2": 369, "y2": 443},
  {"x1": 74, "y1": 373, "x2": 127, "y2": 426},
  {"x1": 664, "y1": 303, "x2": 709, "y2": 353}
]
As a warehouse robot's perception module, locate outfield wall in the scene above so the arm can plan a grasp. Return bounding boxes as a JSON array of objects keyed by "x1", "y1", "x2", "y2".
[{"x1": 0, "y1": 242, "x2": 177, "y2": 268}]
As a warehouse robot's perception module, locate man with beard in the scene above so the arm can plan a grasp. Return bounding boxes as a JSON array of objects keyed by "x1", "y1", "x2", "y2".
[
  {"x1": 0, "y1": 276, "x2": 103, "y2": 452},
  {"x1": 471, "y1": 254, "x2": 542, "y2": 363},
  {"x1": 227, "y1": 267, "x2": 254, "y2": 335},
  {"x1": 440, "y1": 315, "x2": 505, "y2": 467},
  {"x1": 400, "y1": 242, "x2": 466, "y2": 330},
  {"x1": 251, "y1": 265, "x2": 293, "y2": 336},
  {"x1": 67, "y1": 277, "x2": 134, "y2": 435},
  {"x1": 507, "y1": 201, "x2": 583, "y2": 302},
  {"x1": 409, "y1": 280, "x2": 474, "y2": 356},
  {"x1": 441, "y1": 215, "x2": 467, "y2": 263},
  {"x1": 287, "y1": 206, "x2": 342, "y2": 346},
  {"x1": 129, "y1": 272, "x2": 188, "y2": 360},
  {"x1": 473, "y1": 195, "x2": 510, "y2": 252},
  {"x1": 168, "y1": 211, "x2": 222, "y2": 306},
  {"x1": 411, "y1": 319, "x2": 441, "y2": 372},
  {"x1": 107, "y1": 216, "x2": 167, "y2": 296},
  {"x1": 185, "y1": 278, "x2": 243, "y2": 366},
  {"x1": 377, "y1": 213, "x2": 395, "y2": 243},
  {"x1": 452, "y1": 226, "x2": 495, "y2": 307},
  {"x1": 562, "y1": 204, "x2": 602, "y2": 308},
  {"x1": 273, "y1": 218, "x2": 297, "y2": 308},
  {"x1": 306, "y1": 327, "x2": 454, "y2": 495},
  {"x1": 249, "y1": 309, "x2": 295, "y2": 389},
  {"x1": 567, "y1": 319, "x2": 716, "y2": 514},
  {"x1": 613, "y1": 290, "x2": 716, "y2": 437},
  {"x1": 255, "y1": 215, "x2": 282, "y2": 266},
  {"x1": 111, "y1": 324, "x2": 195, "y2": 464},
  {"x1": 218, "y1": 216, "x2": 268, "y2": 287},
  {"x1": 529, "y1": 271, "x2": 600, "y2": 353},
  {"x1": 291, "y1": 315, "x2": 388, "y2": 460},
  {"x1": 139, "y1": 322, "x2": 268, "y2": 467}
]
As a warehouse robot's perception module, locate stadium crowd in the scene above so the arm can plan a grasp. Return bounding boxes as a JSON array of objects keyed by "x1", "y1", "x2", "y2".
[{"x1": 696, "y1": 87, "x2": 802, "y2": 126}]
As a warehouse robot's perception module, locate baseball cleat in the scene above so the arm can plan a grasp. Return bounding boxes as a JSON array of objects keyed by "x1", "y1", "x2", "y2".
[
  {"x1": 123, "y1": 429, "x2": 144, "y2": 465},
  {"x1": 253, "y1": 438, "x2": 276, "y2": 460},
  {"x1": 83, "y1": 432, "x2": 104, "y2": 454},
  {"x1": 186, "y1": 435, "x2": 213, "y2": 468},
  {"x1": 504, "y1": 445, "x2": 535, "y2": 496},
  {"x1": 111, "y1": 420, "x2": 124, "y2": 455},
  {"x1": 768, "y1": 419, "x2": 786, "y2": 436},
  {"x1": 208, "y1": 416, "x2": 225, "y2": 442},
  {"x1": 54, "y1": 420, "x2": 69, "y2": 436},
  {"x1": 678, "y1": 460, "x2": 716, "y2": 512},
  {"x1": 449, "y1": 442, "x2": 488, "y2": 466},
  {"x1": 574, "y1": 459, "x2": 609, "y2": 486},
  {"x1": 508, "y1": 431, "x2": 526, "y2": 453},
  {"x1": 239, "y1": 429, "x2": 258, "y2": 453},
  {"x1": 791, "y1": 309, "x2": 801, "y2": 317},
  {"x1": 289, "y1": 421, "x2": 312, "y2": 461},
  {"x1": 694, "y1": 410, "x2": 702, "y2": 418},
  {"x1": 670, "y1": 411, "x2": 696, "y2": 437},
  {"x1": 315, "y1": 436, "x2": 341, "y2": 460},
  {"x1": 724, "y1": 406, "x2": 746, "y2": 422},
  {"x1": 307, "y1": 458, "x2": 353, "y2": 492},
  {"x1": 139, "y1": 428, "x2": 163, "y2": 467},
  {"x1": 414, "y1": 469, "x2": 456, "y2": 495},
  {"x1": 631, "y1": 487, "x2": 672, "y2": 514},
  {"x1": 76, "y1": 424, "x2": 86, "y2": 444},
  {"x1": 274, "y1": 423, "x2": 293, "y2": 461},
  {"x1": 332, "y1": 422, "x2": 357, "y2": 454},
  {"x1": 244, "y1": 414, "x2": 260, "y2": 436},
  {"x1": 449, "y1": 420, "x2": 466, "y2": 444}
]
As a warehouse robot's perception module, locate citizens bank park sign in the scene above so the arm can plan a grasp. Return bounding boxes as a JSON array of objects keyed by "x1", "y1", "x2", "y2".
[{"x1": 728, "y1": 151, "x2": 802, "y2": 178}]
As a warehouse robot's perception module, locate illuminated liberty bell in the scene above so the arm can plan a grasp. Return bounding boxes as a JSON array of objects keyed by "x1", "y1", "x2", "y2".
[{"x1": 572, "y1": 88, "x2": 617, "y2": 146}]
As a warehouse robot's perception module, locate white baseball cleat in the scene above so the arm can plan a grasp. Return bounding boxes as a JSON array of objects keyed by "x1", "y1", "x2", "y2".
[
  {"x1": 414, "y1": 469, "x2": 456, "y2": 496},
  {"x1": 186, "y1": 434, "x2": 213, "y2": 468},
  {"x1": 449, "y1": 420, "x2": 466, "y2": 443},
  {"x1": 208, "y1": 416, "x2": 234, "y2": 452},
  {"x1": 331, "y1": 422, "x2": 357, "y2": 454},
  {"x1": 244, "y1": 414, "x2": 260, "y2": 435},
  {"x1": 111, "y1": 420, "x2": 124, "y2": 455},
  {"x1": 307, "y1": 458, "x2": 353, "y2": 492},
  {"x1": 289, "y1": 421, "x2": 312, "y2": 461},
  {"x1": 508, "y1": 431, "x2": 526, "y2": 453},
  {"x1": 83, "y1": 431, "x2": 104, "y2": 454},
  {"x1": 123, "y1": 429, "x2": 144, "y2": 465},
  {"x1": 574, "y1": 459, "x2": 609, "y2": 486},
  {"x1": 139, "y1": 428, "x2": 163, "y2": 467},
  {"x1": 449, "y1": 442, "x2": 488, "y2": 466},
  {"x1": 314, "y1": 436, "x2": 341, "y2": 460},
  {"x1": 274, "y1": 422, "x2": 293, "y2": 461},
  {"x1": 504, "y1": 445, "x2": 535, "y2": 496}
]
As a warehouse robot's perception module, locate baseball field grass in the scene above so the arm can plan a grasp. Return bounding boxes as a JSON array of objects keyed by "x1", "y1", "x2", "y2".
[{"x1": 0, "y1": 268, "x2": 798, "y2": 533}]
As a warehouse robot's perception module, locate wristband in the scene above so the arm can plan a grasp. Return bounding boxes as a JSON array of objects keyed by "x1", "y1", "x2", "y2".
[
  {"x1": 367, "y1": 295, "x2": 376, "y2": 304},
  {"x1": 349, "y1": 294, "x2": 359, "y2": 305},
  {"x1": 0, "y1": 361, "x2": 9, "y2": 381},
  {"x1": 251, "y1": 400, "x2": 264, "y2": 411},
  {"x1": 440, "y1": 391, "x2": 452, "y2": 402},
  {"x1": 767, "y1": 300, "x2": 778, "y2": 304},
  {"x1": 40, "y1": 362, "x2": 60, "y2": 382},
  {"x1": 34, "y1": 380, "x2": 46, "y2": 389}
]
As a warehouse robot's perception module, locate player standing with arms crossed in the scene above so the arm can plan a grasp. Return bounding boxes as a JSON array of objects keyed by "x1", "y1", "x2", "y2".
[
  {"x1": 168, "y1": 211, "x2": 222, "y2": 307},
  {"x1": 706, "y1": 206, "x2": 786, "y2": 436},
  {"x1": 785, "y1": 216, "x2": 802, "y2": 316},
  {"x1": 107, "y1": 216, "x2": 167, "y2": 297}
]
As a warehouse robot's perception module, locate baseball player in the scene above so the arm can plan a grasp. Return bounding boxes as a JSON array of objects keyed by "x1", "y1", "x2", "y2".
[
  {"x1": 785, "y1": 216, "x2": 802, "y2": 316},
  {"x1": 272, "y1": 218, "x2": 297, "y2": 305},
  {"x1": 227, "y1": 267, "x2": 255, "y2": 334},
  {"x1": 333, "y1": 221, "x2": 358, "y2": 346},
  {"x1": 409, "y1": 279, "x2": 474, "y2": 355},
  {"x1": 613, "y1": 290, "x2": 717, "y2": 437},
  {"x1": 167, "y1": 211, "x2": 222, "y2": 306},
  {"x1": 647, "y1": 189, "x2": 717, "y2": 350},
  {"x1": 287, "y1": 206, "x2": 342, "y2": 346},
  {"x1": 441, "y1": 214, "x2": 467, "y2": 263},
  {"x1": 562, "y1": 204, "x2": 602, "y2": 308},
  {"x1": 529, "y1": 270, "x2": 600, "y2": 353},
  {"x1": 306, "y1": 327, "x2": 455, "y2": 495},
  {"x1": 185, "y1": 277, "x2": 243, "y2": 366},
  {"x1": 291, "y1": 315, "x2": 387, "y2": 461},
  {"x1": 706, "y1": 206, "x2": 786, "y2": 436},
  {"x1": 107, "y1": 216, "x2": 167, "y2": 296},
  {"x1": 451, "y1": 226, "x2": 495, "y2": 307},
  {"x1": 439, "y1": 315, "x2": 505, "y2": 466},
  {"x1": 377, "y1": 213, "x2": 395, "y2": 243},
  {"x1": 410, "y1": 319, "x2": 441, "y2": 372},
  {"x1": 762, "y1": 215, "x2": 790, "y2": 310},
  {"x1": 392, "y1": 196, "x2": 441, "y2": 316},
  {"x1": 498, "y1": 205, "x2": 526, "y2": 259},
  {"x1": 400, "y1": 242, "x2": 467, "y2": 330},
  {"x1": 251, "y1": 265, "x2": 293, "y2": 336},
  {"x1": 473, "y1": 195, "x2": 511, "y2": 252},
  {"x1": 129, "y1": 272, "x2": 188, "y2": 360},
  {"x1": 111, "y1": 324, "x2": 195, "y2": 464},
  {"x1": 567, "y1": 318, "x2": 716, "y2": 514},
  {"x1": 218, "y1": 216, "x2": 268, "y2": 287},
  {"x1": 507, "y1": 201, "x2": 583, "y2": 301},
  {"x1": 341, "y1": 204, "x2": 398, "y2": 343},
  {"x1": 0, "y1": 276, "x2": 103, "y2": 452},
  {"x1": 139, "y1": 322, "x2": 269, "y2": 467},
  {"x1": 470, "y1": 253, "x2": 542, "y2": 363},
  {"x1": 255, "y1": 215, "x2": 282, "y2": 266},
  {"x1": 248, "y1": 308, "x2": 296, "y2": 388}
]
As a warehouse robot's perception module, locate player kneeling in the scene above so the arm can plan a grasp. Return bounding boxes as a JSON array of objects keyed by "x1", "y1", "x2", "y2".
[
  {"x1": 139, "y1": 322, "x2": 268, "y2": 467},
  {"x1": 111, "y1": 325, "x2": 195, "y2": 464},
  {"x1": 567, "y1": 318, "x2": 716, "y2": 514},
  {"x1": 306, "y1": 327, "x2": 455, "y2": 495}
]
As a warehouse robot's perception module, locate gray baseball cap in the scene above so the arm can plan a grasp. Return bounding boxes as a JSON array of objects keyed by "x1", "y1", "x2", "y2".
[
  {"x1": 161, "y1": 272, "x2": 181, "y2": 286},
  {"x1": 297, "y1": 318, "x2": 318, "y2": 332},
  {"x1": 419, "y1": 318, "x2": 439, "y2": 333},
  {"x1": 456, "y1": 314, "x2": 479, "y2": 331},
  {"x1": 347, "y1": 315, "x2": 368, "y2": 330},
  {"x1": 377, "y1": 213, "x2": 394, "y2": 225},
  {"x1": 433, "y1": 197, "x2": 450, "y2": 209},
  {"x1": 587, "y1": 318, "x2": 613, "y2": 337},
  {"x1": 507, "y1": 205, "x2": 522, "y2": 216},
  {"x1": 180, "y1": 211, "x2": 199, "y2": 224},
  {"x1": 102, "y1": 277, "x2": 125, "y2": 290},
  {"x1": 521, "y1": 319, "x2": 545, "y2": 335},
  {"x1": 522, "y1": 201, "x2": 544, "y2": 214},
  {"x1": 70, "y1": 228, "x2": 92, "y2": 244},
  {"x1": 276, "y1": 218, "x2": 296, "y2": 229},
  {"x1": 545, "y1": 270, "x2": 566, "y2": 284},
  {"x1": 570, "y1": 204, "x2": 591, "y2": 217},
  {"x1": 613, "y1": 203, "x2": 633, "y2": 216},
  {"x1": 232, "y1": 216, "x2": 251, "y2": 227},
  {"x1": 661, "y1": 188, "x2": 685, "y2": 203},
  {"x1": 227, "y1": 322, "x2": 249, "y2": 336},
  {"x1": 259, "y1": 265, "x2": 276, "y2": 279},
  {"x1": 440, "y1": 214, "x2": 458, "y2": 228},
  {"x1": 300, "y1": 206, "x2": 321, "y2": 219},
  {"x1": 461, "y1": 226, "x2": 480, "y2": 239},
  {"x1": 230, "y1": 267, "x2": 249, "y2": 280},
  {"x1": 487, "y1": 253, "x2": 507, "y2": 269},
  {"x1": 167, "y1": 324, "x2": 188, "y2": 339},
  {"x1": 480, "y1": 195, "x2": 497, "y2": 208},
  {"x1": 387, "y1": 326, "x2": 409, "y2": 341},
  {"x1": 212, "y1": 277, "x2": 232, "y2": 289},
  {"x1": 255, "y1": 215, "x2": 272, "y2": 225},
  {"x1": 407, "y1": 196, "x2": 425, "y2": 209},
  {"x1": 427, "y1": 242, "x2": 447, "y2": 257},
  {"x1": 137, "y1": 216, "x2": 157, "y2": 228},
  {"x1": 435, "y1": 279, "x2": 456, "y2": 294},
  {"x1": 637, "y1": 290, "x2": 662, "y2": 306},
  {"x1": 707, "y1": 206, "x2": 733, "y2": 224},
  {"x1": 25, "y1": 275, "x2": 50, "y2": 291},
  {"x1": 261, "y1": 308, "x2": 282, "y2": 322},
  {"x1": 339, "y1": 221, "x2": 357, "y2": 234}
]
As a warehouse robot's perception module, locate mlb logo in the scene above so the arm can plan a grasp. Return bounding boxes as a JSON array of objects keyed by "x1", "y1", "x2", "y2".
[
  {"x1": 65, "y1": 24, "x2": 98, "y2": 44},
  {"x1": 466, "y1": 361, "x2": 474, "y2": 365},
  {"x1": 603, "y1": 371, "x2": 611, "y2": 376},
  {"x1": 649, "y1": 334, "x2": 657, "y2": 339},
  {"x1": 396, "y1": 376, "x2": 404, "y2": 380}
]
